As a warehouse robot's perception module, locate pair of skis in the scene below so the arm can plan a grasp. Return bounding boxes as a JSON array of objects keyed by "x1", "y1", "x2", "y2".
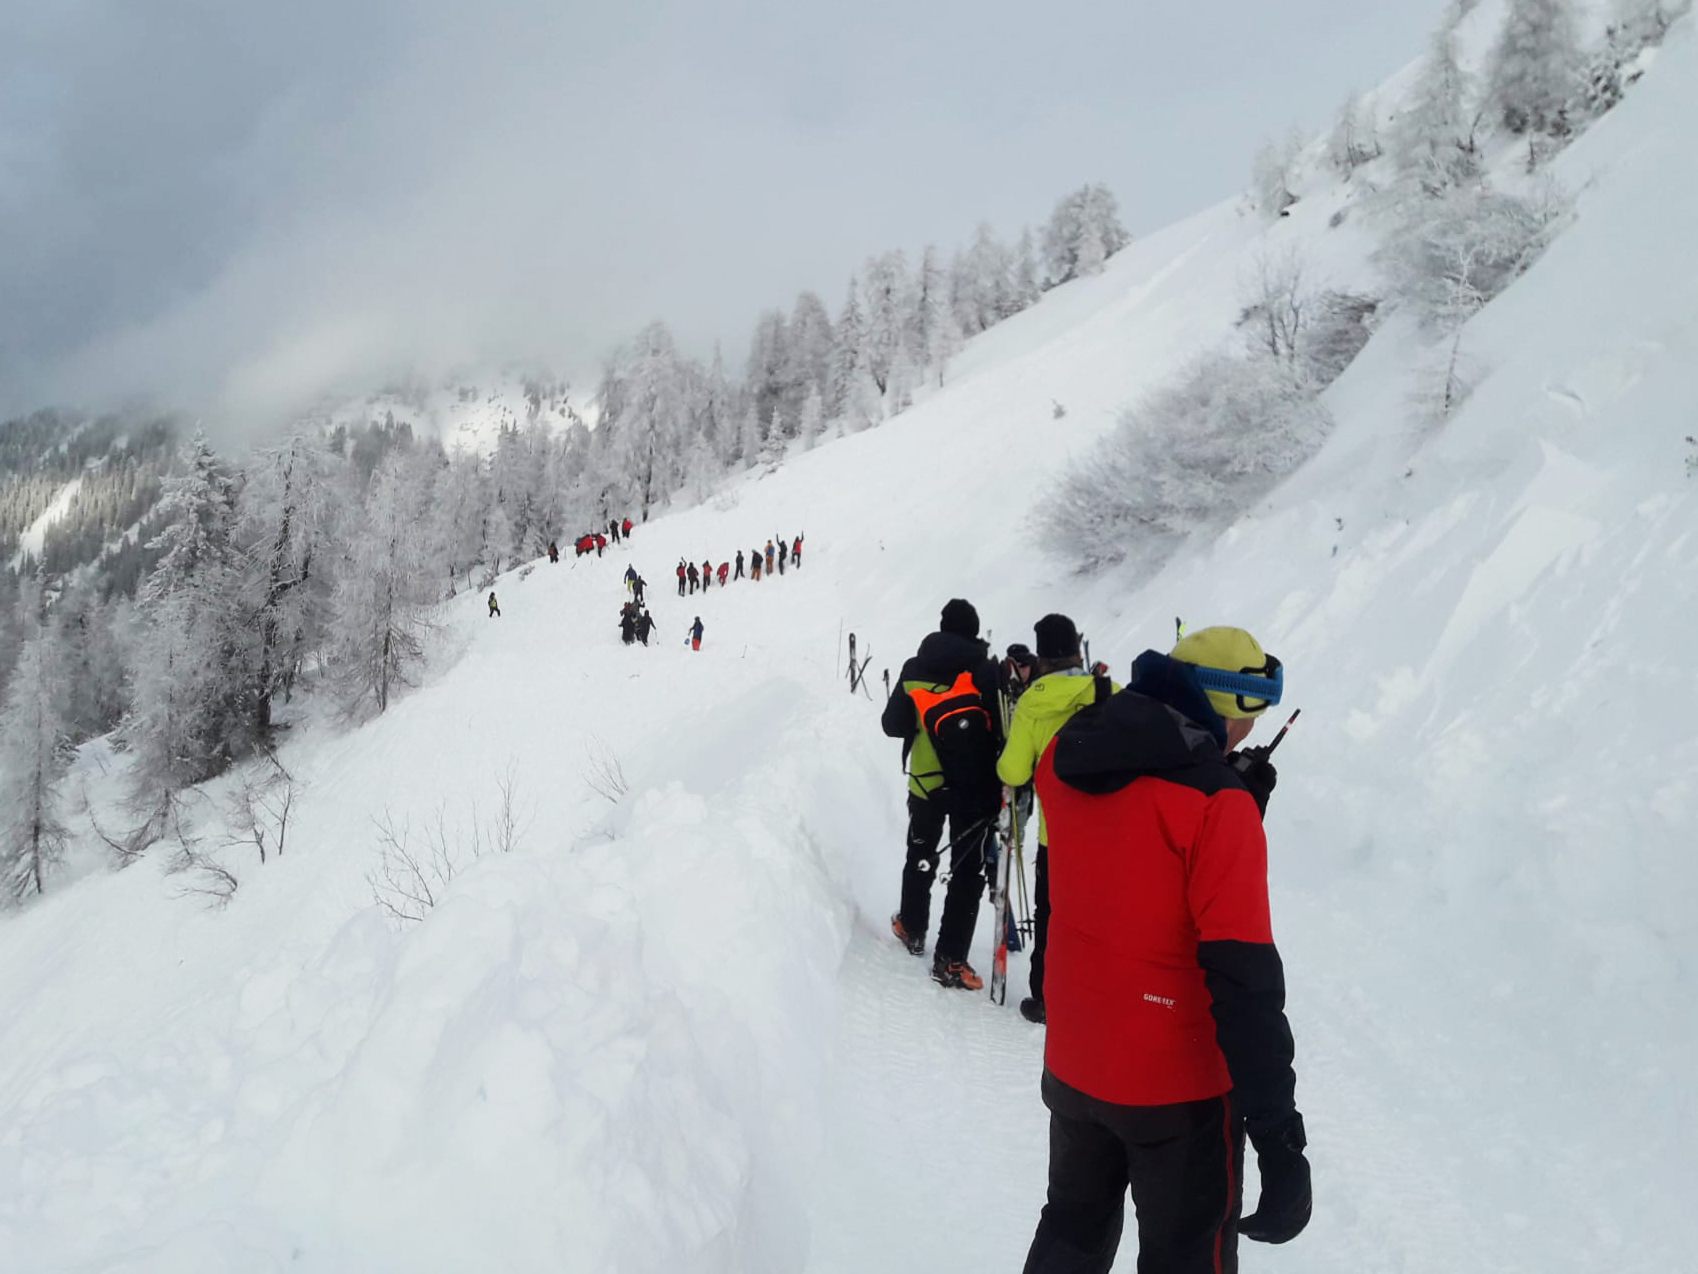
[{"x1": 988, "y1": 684, "x2": 1025, "y2": 1006}]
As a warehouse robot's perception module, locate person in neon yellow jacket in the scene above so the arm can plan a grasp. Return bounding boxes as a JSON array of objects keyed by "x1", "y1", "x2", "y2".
[{"x1": 996, "y1": 614, "x2": 1118, "y2": 1025}]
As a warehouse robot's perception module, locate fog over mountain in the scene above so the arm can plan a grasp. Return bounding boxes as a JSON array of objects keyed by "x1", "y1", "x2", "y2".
[{"x1": 1, "y1": 0, "x2": 1447, "y2": 426}]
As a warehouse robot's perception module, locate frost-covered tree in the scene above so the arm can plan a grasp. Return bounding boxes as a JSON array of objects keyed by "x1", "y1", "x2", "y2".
[
  {"x1": 1327, "y1": 91, "x2": 1382, "y2": 175},
  {"x1": 861, "y1": 249, "x2": 915, "y2": 395},
  {"x1": 736, "y1": 404, "x2": 765, "y2": 470},
  {"x1": 828, "y1": 277, "x2": 870, "y2": 417},
  {"x1": 126, "y1": 431, "x2": 250, "y2": 811},
  {"x1": 1487, "y1": 0, "x2": 1584, "y2": 137},
  {"x1": 745, "y1": 309, "x2": 790, "y2": 433},
  {"x1": 1380, "y1": 182, "x2": 1568, "y2": 329},
  {"x1": 1614, "y1": 0, "x2": 1692, "y2": 48},
  {"x1": 52, "y1": 583, "x2": 132, "y2": 741},
  {"x1": 951, "y1": 225, "x2": 1015, "y2": 335},
  {"x1": 0, "y1": 621, "x2": 71, "y2": 901},
  {"x1": 1042, "y1": 184, "x2": 1130, "y2": 285},
  {"x1": 1011, "y1": 229, "x2": 1043, "y2": 311},
  {"x1": 595, "y1": 322, "x2": 700, "y2": 520},
  {"x1": 1250, "y1": 132, "x2": 1304, "y2": 217},
  {"x1": 1390, "y1": 17, "x2": 1482, "y2": 197},
  {"x1": 237, "y1": 434, "x2": 334, "y2": 736},
  {"x1": 797, "y1": 386, "x2": 826, "y2": 448},
  {"x1": 916, "y1": 245, "x2": 963, "y2": 386},
  {"x1": 329, "y1": 451, "x2": 439, "y2": 715},
  {"x1": 1042, "y1": 353, "x2": 1333, "y2": 569},
  {"x1": 782, "y1": 292, "x2": 835, "y2": 422}
]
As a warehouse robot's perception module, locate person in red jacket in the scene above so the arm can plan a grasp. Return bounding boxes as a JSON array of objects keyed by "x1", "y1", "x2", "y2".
[
  {"x1": 1022, "y1": 626, "x2": 1307, "y2": 1274},
  {"x1": 717, "y1": 561, "x2": 729, "y2": 586},
  {"x1": 622, "y1": 516, "x2": 634, "y2": 539}
]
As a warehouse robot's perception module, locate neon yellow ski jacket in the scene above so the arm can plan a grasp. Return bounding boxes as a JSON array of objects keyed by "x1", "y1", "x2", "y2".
[{"x1": 996, "y1": 669, "x2": 1119, "y2": 843}]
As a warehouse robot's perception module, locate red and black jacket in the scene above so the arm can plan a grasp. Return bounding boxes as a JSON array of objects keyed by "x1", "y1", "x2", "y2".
[{"x1": 1035, "y1": 651, "x2": 1298, "y2": 1133}]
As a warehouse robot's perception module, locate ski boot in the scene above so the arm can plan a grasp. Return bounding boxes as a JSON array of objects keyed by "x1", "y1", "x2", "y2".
[
  {"x1": 890, "y1": 914, "x2": 925, "y2": 957},
  {"x1": 1019, "y1": 997, "x2": 1047, "y2": 1025},
  {"x1": 931, "y1": 955, "x2": 984, "y2": 992}
]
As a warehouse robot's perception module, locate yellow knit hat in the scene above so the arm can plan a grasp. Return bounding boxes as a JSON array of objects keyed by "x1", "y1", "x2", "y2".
[{"x1": 1170, "y1": 626, "x2": 1282, "y2": 719}]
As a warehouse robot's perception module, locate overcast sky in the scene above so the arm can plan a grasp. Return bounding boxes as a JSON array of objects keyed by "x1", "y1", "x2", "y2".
[{"x1": 0, "y1": 0, "x2": 1452, "y2": 426}]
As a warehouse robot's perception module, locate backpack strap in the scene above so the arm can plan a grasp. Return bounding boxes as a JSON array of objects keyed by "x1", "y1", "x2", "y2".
[{"x1": 1093, "y1": 672, "x2": 1113, "y2": 703}]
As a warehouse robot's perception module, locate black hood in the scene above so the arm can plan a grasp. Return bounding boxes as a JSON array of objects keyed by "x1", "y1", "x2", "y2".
[
  {"x1": 911, "y1": 630, "x2": 991, "y2": 679},
  {"x1": 1051, "y1": 652, "x2": 1228, "y2": 796}
]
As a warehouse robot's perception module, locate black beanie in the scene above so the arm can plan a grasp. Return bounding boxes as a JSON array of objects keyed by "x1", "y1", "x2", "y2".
[
  {"x1": 940, "y1": 598, "x2": 980, "y2": 639},
  {"x1": 1034, "y1": 613, "x2": 1080, "y2": 660}
]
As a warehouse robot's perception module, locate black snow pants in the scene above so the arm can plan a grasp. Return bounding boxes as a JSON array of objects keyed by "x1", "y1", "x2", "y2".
[
  {"x1": 1024, "y1": 1072, "x2": 1244, "y2": 1274},
  {"x1": 1030, "y1": 841, "x2": 1050, "y2": 1002},
  {"x1": 898, "y1": 791, "x2": 994, "y2": 963}
]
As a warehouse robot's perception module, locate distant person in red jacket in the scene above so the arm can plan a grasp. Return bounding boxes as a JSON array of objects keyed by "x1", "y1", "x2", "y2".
[
  {"x1": 622, "y1": 516, "x2": 634, "y2": 539},
  {"x1": 676, "y1": 561, "x2": 687, "y2": 597},
  {"x1": 792, "y1": 534, "x2": 803, "y2": 567},
  {"x1": 594, "y1": 533, "x2": 607, "y2": 558},
  {"x1": 1022, "y1": 626, "x2": 1307, "y2": 1274},
  {"x1": 701, "y1": 559, "x2": 713, "y2": 591},
  {"x1": 717, "y1": 562, "x2": 729, "y2": 586}
]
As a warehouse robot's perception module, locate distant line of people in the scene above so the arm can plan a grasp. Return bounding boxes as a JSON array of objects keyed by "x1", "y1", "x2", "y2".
[{"x1": 678, "y1": 532, "x2": 804, "y2": 596}]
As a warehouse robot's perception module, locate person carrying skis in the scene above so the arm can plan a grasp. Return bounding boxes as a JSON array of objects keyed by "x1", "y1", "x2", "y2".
[
  {"x1": 1021, "y1": 626, "x2": 1306, "y2": 1273},
  {"x1": 994, "y1": 616, "x2": 1117, "y2": 1026},
  {"x1": 548, "y1": 541, "x2": 559, "y2": 563},
  {"x1": 764, "y1": 539, "x2": 776, "y2": 575},
  {"x1": 487, "y1": 592, "x2": 501, "y2": 618},
  {"x1": 677, "y1": 561, "x2": 687, "y2": 597},
  {"x1": 687, "y1": 561, "x2": 700, "y2": 594},
  {"x1": 881, "y1": 598, "x2": 1004, "y2": 991},
  {"x1": 622, "y1": 516, "x2": 634, "y2": 539},
  {"x1": 734, "y1": 549, "x2": 745, "y2": 580},
  {"x1": 701, "y1": 559, "x2": 713, "y2": 591},
  {"x1": 717, "y1": 561, "x2": 729, "y2": 586},
  {"x1": 792, "y1": 534, "x2": 803, "y2": 568},
  {"x1": 777, "y1": 536, "x2": 788, "y2": 570},
  {"x1": 688, "y1": 617, "x2": 704, "y2": 651}
]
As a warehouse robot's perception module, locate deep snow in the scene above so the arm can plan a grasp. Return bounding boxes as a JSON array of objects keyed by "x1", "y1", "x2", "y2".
[{"x1": 3, "y1": 8, "x2": 1696, "y2": 1272}]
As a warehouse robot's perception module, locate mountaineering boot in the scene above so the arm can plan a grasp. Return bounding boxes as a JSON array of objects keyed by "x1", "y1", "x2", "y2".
[
  {"x1": 891, "y1": 914, "x2": 926, "y2": 957},
  {"x1": 1019, "y1": 997, "x2": 1047, "y2": 1025},
  {"x1": 931, "y1": 954, "x2": 984, "y2": 991}
]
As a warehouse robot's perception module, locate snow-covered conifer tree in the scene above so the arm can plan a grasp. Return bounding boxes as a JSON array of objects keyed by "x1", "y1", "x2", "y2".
[
  {"x1": 917, "y1": 245, "x2": 964, "y2": 386},
  {"x1": 782, "y1": 292, "x2": 835, "y2": 422},
  {"x1": 828, "y1": 277, "x2": 870, "y2": 417},
  {"x1": 1042, "y1": 184, "x2": 1129, "y2": 284},
  {"x1": 0, "y1": 621, "x2": 71, "y2": 901},
  {"x1": 237, "y1": 434, "x2": 334, "y2": 736},
  {"x1": 1251, "y1": 133, "x2": 1303, "y2": 218},
  {"x1": 861, "y1": 250, "x2": 914, "y2": 395},
  {"x1": 1328, "y1": 91, "x2": 1382, "y2": 174},
  {"x1": 797, "y1": 386, "x2": 826, "y2": 448},
  {"x1": 1390, "y1": 17, "x2": 1482, "y2": 196},
  {"x1": 1011, "y1": 229, "x2": 1043, "y2": 310},
  {"x1": 126, "y1": 431, "x2": 249, "y2": 811},
  {"x1": 951, "y1": 226, "x2": 1014, "y2": 334},
  {"x1": 1487, "y1": 0, "x2": 1584, "y2": 137},
  {"x1": 329, "y1": 451, "x2": 439, "y2": 715}
]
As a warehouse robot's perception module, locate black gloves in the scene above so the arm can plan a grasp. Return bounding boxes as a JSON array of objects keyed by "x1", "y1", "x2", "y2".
[
  {"x1": 1229, "y1": 745, "x2": 1278, "y2": 817},
  {"x1": 1241, "y1": 1112, "x2": 1311, "y2": 1245}
]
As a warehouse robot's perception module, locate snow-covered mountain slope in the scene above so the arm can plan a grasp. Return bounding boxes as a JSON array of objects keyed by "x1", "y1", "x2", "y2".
[{"x1": 3, "y1": 16, "x2": 1696, "y2": 1274}]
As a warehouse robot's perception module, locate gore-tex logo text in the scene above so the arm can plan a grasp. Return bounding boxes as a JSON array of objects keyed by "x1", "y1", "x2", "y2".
[{"x1": 1142, "y1": 993, "x2": 1176, "y2": 1009}]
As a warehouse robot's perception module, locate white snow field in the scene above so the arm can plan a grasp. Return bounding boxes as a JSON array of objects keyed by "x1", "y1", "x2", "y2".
[{"x1": 5, "y1": 13, "x2": 1698, "y2": 1274}]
